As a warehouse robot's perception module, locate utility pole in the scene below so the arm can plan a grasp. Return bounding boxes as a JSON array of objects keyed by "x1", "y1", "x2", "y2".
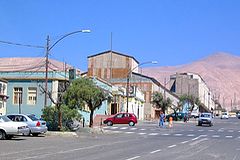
[{"x1": 44, "y1": 35, "x2": 50, "y2": 107}]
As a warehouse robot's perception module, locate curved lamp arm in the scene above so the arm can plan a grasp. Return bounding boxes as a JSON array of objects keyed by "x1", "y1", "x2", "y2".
[{"x1": 49, "y1": 29, "x2": 91, "y2": 51}]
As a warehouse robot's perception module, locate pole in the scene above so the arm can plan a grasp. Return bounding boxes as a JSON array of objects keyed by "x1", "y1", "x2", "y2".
[
  {"x1": 44, "y1": 35, "x2": 50, "y2": 107},
  {"x1": 126, "y1": 75, "x2": 129, "y2": 113}
]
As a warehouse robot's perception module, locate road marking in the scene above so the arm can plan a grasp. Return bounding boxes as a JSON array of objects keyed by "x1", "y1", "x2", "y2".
[
  {"x1": 218, "y1": 130, "x2": 224, "y2": 132},
  {"x1": 161, "y1": 133, "x2": 170, "y2": 136},
  {"x1": 198, "y1": 129, "x2": 204, "y2": 132},
  {"x1": 187, "y1": 134, "x2": 195, "y2": 137},
  {"x1": 148, "y1": 133, "x2": 159, "y2": 136},
  {"x1": 112, "y1": 131, "x2": 122, "y2": 133},
  {"x1": 238, "y1": 131, "x2": 240, "y2": 132},
  {"x1": 111, "y1": 127, "x2": 118, "y2": 129},
  {"x1": 189, "y1": 129, "x2": 194, "y2": 131},
  {"x1": 130, "y1": 128, "x2": 137, "y2": 130},
  {"x1": 168, "y1": 145, "x2": 177, "y2": 148},
  {"x1": 212, "y1": 135, "x2": 220, "y2": 138},
  {"x1": 125, "y1": 132, "x2": 135, "y2": 134},
  {"x1": 150, "y1": 149, "x2": 162, "y2": 154},
  {"x1": 189, "y1": 138, "x2": 208, "y2": 146},
  {"x1": 103, "y1": 126, "x2": 109, "y2": 129},
  {"x1": 228, "y1": 130, "x2": 234, "y2": 132},
  {"x1": 225, "y1": 135, "x2": 233, "y2": 138},
  {"x1": 181, "y1": 141, "x2": 189, "y2": 144},
  {"x1": 199, "y1": 134, "x2": 207, "y2": 137},
  {"x1": 208, "y1": 130, "x2": 214, "y2": 132},
  {"x1": 174, "y1": 134, "x2": 183, "y2": 136},
  {"x1": 126, "y1": 156, "x2": 141, "y2": 160},
  {"x1": 120, "y1": 127, "x2": 128, "y2": 130},
  {"x1": 140, "y1": 128, "x2": 146, "y2": 131},
  {"x1": 138, "y1": 132, "x2": 146, "y2": 135}
]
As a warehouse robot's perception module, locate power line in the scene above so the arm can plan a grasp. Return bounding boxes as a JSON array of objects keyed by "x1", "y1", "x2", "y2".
[{"x1": 0, "y1": 40, "x2": 44, "y2": 49}]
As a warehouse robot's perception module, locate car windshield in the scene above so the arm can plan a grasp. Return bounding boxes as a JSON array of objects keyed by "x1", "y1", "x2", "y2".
[
  {"x1": 0, "y1": 116, "x2": 11, "y2": 122},
  {"x1": 201, "y1": 114, "x2": 210, "y2": 118},
  {"x1": 27, "y1": 114, "x2": 39, "y2": 121},
  {"x1": 223, "y1": 113, "x2": 227, "y2": 115}
]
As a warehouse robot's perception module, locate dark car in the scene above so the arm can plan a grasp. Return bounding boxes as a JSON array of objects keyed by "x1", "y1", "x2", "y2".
[
  {"x1": 103, "y1": 112, "x2": 137, "y2": 126},
  {"x1": 166, "y1": 112, "x2": 187, "y2": 121}
]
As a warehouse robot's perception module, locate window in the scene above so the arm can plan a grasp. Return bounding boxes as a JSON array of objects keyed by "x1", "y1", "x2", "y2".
[
  {"x1": 13, "y1": 87, "x2": 23, "y2": 105},
  {"x1": 28, "y1": 87, "x2": 37, "y2": 105}
]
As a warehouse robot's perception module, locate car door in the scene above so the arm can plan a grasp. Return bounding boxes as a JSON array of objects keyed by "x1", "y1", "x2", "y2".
[
  {"x1": 121, "y1": 113, "x2": 130, "y2": 124},
  {"x1": 114, "y1": 113, "x2": 124, "y2": 124}
]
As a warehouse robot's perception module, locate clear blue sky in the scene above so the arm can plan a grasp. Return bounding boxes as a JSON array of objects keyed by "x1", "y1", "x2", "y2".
[{"x1": 1, "y1": 1, "x2": 240, "y2": 71}]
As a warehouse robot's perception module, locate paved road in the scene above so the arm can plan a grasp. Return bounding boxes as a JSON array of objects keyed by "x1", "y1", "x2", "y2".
[{"x1": 0, "y1": 117, "x2": 240, "y2": 160}]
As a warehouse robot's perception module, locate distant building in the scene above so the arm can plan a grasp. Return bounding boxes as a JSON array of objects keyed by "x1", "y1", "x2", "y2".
[
  {"x1": 169, "y1": 72, "x2": 215, "y2": 112},
  {"x1": 87, "y1": 50, "x2": 179, "y2": 119}
]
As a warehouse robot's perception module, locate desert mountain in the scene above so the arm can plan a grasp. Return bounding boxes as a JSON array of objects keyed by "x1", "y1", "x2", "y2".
[{"x1": 142, "y1": 52, "x2": 240, "y2": 111}]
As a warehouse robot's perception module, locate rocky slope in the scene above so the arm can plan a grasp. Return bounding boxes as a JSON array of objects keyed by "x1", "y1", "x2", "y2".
[{"x1": 142, "y1": 52, "x2": 240, "y2": 111}]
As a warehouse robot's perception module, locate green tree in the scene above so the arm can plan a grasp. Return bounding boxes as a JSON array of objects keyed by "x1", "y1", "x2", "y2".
[
  {"x1": 64, "y1": 77, "x2": 109, "y2": 127},
  {"x1": 151, "y1": 92, "x2": 172, "y2": 113},
  {"x1": 179, "y1": 94, "x2": 201, "y2": 112},
  {"x1": 42, "y1": 105, "x2": 81, "y2": 131}
]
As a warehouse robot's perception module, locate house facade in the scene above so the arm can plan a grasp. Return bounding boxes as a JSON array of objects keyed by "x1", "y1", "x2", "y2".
[
  {"x1": 0, "y1": 57, "x2": 74, "y2": 117},
  {"x1": 0, "y1": 79, "x2": 8, "y2": 115}
]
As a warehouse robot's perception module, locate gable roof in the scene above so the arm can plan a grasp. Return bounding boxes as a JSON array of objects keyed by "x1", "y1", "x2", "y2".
[
  {"x1": 0, "y1": 57, "x2": 73, "y2": 72},
  {"x1": 87, "y1": 50, "x2": 139, "y2": 64}
]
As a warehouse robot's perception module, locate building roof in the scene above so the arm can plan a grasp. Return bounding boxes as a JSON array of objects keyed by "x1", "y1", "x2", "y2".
[
  {"x1": 87, "y1": 50, "x2": 139, "y2": 64},
  {"x1": 132, "y1": 72, "x2": 179, "y2": 99},
  {"x1": 0, "y1": 57, "x2": 73, "y2": 72}
]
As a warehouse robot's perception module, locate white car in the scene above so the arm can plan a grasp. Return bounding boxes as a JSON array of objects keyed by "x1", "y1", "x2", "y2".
[
  {"x1": 221, "y1": 112, "x2": 229, "y2": 119},
  {"x1": 0, "y1": 115, "x2": 30, "y2": 140}
]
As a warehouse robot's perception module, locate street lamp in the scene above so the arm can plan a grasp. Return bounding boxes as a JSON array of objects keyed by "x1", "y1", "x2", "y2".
[
  {"x1": 44, "y1": 29, "x2": 91, "y2": 106},
  {"x1": 126, "y1": 61, "x2": 157, "y2": 113}
]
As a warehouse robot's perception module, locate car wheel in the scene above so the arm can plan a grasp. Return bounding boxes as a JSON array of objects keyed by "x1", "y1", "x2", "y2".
[
  {"x1": 0, "y1": 130, "x2": 6, "y2": 140},
  {"x1": 32, "y1": 133, "x2": 39, "y2": 137},
  {"x1": 129, "y1": 121, "x2": 135, "y2": 126},
  {"x1": 198, "y1": 122, "x2": 202, "y2": 126},
  {"x1": 107, "y1": 121, "x2": 113, "y2": 126},
  {"x1": 6, "y1": 135, "x2": 13, "y2": 140}
]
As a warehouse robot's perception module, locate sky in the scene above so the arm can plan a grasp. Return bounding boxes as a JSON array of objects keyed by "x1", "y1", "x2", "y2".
[{"x1": 0, "y1": 0, "x2": 240, "y2": 71}]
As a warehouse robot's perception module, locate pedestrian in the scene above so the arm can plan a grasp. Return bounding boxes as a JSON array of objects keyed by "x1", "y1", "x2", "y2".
[
  {"x1": 168, "y1": 116, "x2": 173, "y2": 128},
  {"x1": 159, "y1": 111, "x2": 165, "y2": 127}
]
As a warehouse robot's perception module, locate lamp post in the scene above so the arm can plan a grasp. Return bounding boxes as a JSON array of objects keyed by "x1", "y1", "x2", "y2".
[
  {"x1": 126, "y1": 61, "x2": 157, "y2": 113},
  {"x1": 44, "y1": 29, "x2": 91, "y2": 106}
]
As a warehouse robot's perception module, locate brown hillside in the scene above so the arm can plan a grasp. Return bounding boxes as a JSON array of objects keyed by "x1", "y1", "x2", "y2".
[{"x1": 142, "y1": 52, "x2": 240, "y2": 111}]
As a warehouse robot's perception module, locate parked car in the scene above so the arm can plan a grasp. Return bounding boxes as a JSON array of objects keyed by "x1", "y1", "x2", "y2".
[
  {"x1": 103, "y1": 112, "x2": 137, "y2": 126},
  {"x1": 0, "y1": 115, "x2": 29, "y2": 140},
  {"x1": 220, "y1": 112, "x2": 229, "y2": 119},
  {"x1": 7, "y1": 114, "x2": 48, "y2": 136},
  {"x1": 198, "y1": 112, "x2": 213, "y2": 126},
  {"x1": 166, "y1": 112, "x2": 187, "y2": 121},
  {"x1": 236, "y1": 112, "x2": 240, "y2": 119}
]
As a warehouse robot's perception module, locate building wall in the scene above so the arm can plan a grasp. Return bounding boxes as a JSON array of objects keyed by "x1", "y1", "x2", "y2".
[
  {"x1": 88, "y1": 51, "x2": 138, "y2": 79},
  {"x1": 6, "y1": 80, "x2": 52, "y2": 117},
  {"x1": 0, "y1": 80, "x2": 8, "y2": 115},
  {"x1": 170, "y1": 73, "x2": 215, "y2": 111}
]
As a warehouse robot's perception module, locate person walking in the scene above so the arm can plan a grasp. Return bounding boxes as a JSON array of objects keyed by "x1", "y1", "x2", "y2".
[{"x1": 159, "y1": 111, "x2": 165, "y2": 127}]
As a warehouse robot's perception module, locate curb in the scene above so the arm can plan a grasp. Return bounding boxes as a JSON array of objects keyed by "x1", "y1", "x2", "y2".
[{"x1": 46, "y1": 131, "x2": 78, "y2": 137}]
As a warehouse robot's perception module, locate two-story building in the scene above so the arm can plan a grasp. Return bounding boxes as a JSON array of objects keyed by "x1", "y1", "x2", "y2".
[{"x1": 87, "y1": 50, "x2": 179, "y2": 119}]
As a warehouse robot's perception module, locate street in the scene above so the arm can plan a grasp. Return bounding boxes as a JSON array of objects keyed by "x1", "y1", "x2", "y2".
[{"x1": 1, "y1": 117, "x2": 240, "y2": 160}]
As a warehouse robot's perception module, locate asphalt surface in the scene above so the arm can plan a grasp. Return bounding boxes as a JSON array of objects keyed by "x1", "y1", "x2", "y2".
[{"x1": 1, "y1": 117, "x2": 240, "y2": 160}]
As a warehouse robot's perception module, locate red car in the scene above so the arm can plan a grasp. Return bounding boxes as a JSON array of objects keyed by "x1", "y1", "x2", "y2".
[{"x1": 103, "y1": 112, "x2": 137, "y2": 126}]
